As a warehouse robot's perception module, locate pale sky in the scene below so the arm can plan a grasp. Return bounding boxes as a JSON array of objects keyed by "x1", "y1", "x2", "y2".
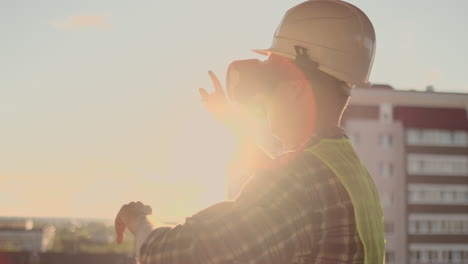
[{"x1": 1, "y1": 0, "x2": 467, "y2": 221}]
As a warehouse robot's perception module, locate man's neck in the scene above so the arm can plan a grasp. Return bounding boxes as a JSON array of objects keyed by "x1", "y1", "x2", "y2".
[{"x1": 286, "y1": 126, "x2": 344, "y2": 151}]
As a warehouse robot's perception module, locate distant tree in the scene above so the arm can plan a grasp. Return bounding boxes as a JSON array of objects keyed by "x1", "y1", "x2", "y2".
[
  {"x1": 1, "y1": 241, "x2": 21, "y2": 252},
  {"x1": 51, "y1": 221, "x2": 134, "y2": 254}
]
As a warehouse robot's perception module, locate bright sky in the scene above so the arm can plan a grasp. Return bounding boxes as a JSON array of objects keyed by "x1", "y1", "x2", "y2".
[{"x1": 1, "y1": 0, "x2": 467, "y2": 221}]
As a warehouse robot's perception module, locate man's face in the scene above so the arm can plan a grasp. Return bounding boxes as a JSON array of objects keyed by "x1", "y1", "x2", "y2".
[
  {"x1": 227, "y1": 54, "x2": 316, "y2": 150},
  {"x1": 263, "y1": 80, "x2": 317, "y2": 149},
  {"x1": 231, "y1": 91, "x2": 283, "y2": 156},
  {"x1": 264, "y1": 82, "x2": 298, "y2": 143}
]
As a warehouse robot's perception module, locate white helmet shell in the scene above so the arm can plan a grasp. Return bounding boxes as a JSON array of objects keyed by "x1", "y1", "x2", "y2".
[{"x1": 253, "y1": 0, "x2": 376, "y2": 87}]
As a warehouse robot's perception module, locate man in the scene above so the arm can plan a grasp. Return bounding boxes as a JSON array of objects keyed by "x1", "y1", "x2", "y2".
[{"x1": 115, "y1": 1, "x2": 385, "y2": 263}]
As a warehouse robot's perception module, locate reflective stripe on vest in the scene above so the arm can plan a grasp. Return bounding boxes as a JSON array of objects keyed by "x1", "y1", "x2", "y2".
[{"x1": 306, "y1": 138, "x2": 385, "y2": 264}]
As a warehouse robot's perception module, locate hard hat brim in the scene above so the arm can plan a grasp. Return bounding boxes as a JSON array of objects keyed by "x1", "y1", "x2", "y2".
[
  {"x1": 251, "y1": 49, "x2": 295, "y2": 60},
  {"x1": 251, "y1": 49, "x2": 372, "y2": 88}
]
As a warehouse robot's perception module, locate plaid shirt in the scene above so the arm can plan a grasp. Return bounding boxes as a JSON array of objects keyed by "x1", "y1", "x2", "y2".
[{"x1": 140, "y1": 138, "x2": 365, "y2": 264}]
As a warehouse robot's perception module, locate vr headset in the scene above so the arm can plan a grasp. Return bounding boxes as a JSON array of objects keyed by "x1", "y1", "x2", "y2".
[
  {"x1": 226, "y1": 46, "x2": 316, "y2": 107},
  {"x1": 224, "y1": 47, "x2": 319, "y2": 159}
]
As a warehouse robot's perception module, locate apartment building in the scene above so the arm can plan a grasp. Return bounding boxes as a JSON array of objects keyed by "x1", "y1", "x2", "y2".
[{"x1": 344, "y1": 85, "x2": 468, "y2": 264}]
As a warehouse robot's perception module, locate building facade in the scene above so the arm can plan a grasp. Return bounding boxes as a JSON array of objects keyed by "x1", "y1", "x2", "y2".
[{"x1": 344, "y1": 85, "x2": 468, "y2": 264}]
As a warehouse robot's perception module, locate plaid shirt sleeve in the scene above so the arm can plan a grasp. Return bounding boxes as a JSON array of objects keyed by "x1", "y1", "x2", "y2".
[{"x1": 140, "y1": 152, "x2": 364, "y2": 264}]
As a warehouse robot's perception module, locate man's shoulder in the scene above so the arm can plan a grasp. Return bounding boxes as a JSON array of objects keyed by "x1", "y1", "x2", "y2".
[
  {"x1": 247, "y1": 147, "x2": 353, "y2": 212},
  {"x1": 255, "y1": 150, "x2": 332, "y2": 184}
]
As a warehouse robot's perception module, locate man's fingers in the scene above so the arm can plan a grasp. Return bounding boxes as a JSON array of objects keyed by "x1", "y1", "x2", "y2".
[
  {"x1": 115, "y1": 202, "x2": 135, "y2": 244},
  {"x1": 208, "y1": 70, "x2": 224, "y2": 95},
  {"x1": 144, "y1": 205, "x2": 152, "y2": 215},
  {"x1": 135, "y1": 201, "x2": 152, "y2": 215},
  {"x1": 115, "y1": 202, "x2": 154, "y2": 244},
  {"x1": 199, "y1": 88, "x2": 209, "y2": 100},
  {"x1": 115, "y1": 205, "x2": 128, "y2": 244},
  {"x1": 116, "y1": 227, "x2": 125, "y2": 244}
]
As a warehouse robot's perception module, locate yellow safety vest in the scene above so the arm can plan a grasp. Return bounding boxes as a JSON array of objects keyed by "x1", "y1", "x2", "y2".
[{"x1": 306, "y1": 138, "x2": 385, "y2": 264}]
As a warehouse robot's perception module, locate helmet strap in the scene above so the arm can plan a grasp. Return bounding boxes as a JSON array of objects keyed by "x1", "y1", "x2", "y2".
[
  {"x1": 294, "y1": 45, "x2": 351, "y2": 96},
  {"x1": 293, "y1": 45, "x2": 317, "y2": 80}
]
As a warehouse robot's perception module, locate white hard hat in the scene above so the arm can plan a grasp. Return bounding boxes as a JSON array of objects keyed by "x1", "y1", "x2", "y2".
[{"x1": 253, "y1": 0, "x2": 376, "y2": 88}]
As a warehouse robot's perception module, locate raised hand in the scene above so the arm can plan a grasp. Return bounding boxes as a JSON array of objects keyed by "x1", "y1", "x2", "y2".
[
  {"x1": 115, "y1": 201, "x2": 153, "y2": 244},
  {"x1": 199, "y1": 70, "x2": 274, "y2": 168},
  {"x1": 199, "y1": 71, "x2": 235, "y2": 128}
]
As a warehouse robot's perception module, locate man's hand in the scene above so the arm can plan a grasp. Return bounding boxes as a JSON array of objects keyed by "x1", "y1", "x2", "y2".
[
  {"x1": 199, "y1": 71, "x2": 235, "y2": 128},
  {"x1": 199, "y1": 70, "x2": 275, "y2": 164},
  {"x1": 115, "y1": 201, "x2": 153, "y2": 244}
]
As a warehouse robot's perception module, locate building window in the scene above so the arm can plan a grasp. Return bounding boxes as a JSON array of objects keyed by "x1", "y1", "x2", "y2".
[
  {"x1": 409, "y1": 214, "x2": 468, "y2": 234},
  {"x1": 429, "y1": 250, "x2": 438, "y2": 262},
  {"x1": 463, "y1": 221, "x2": 468, "y2": 233},
  {"x1": 379, "y1": 103, "x2": 393, "y2": 123},
  {"x1": 420, "y1": 251, "x2": 429, "y2": 262},
  {"x1": 379, "y1": 133, "x2": 393, "y2": 148},
  {"x1": 419, "y1": 221, "x2": 428, "y2": 233},
  {"x1": 453, "y1": 251, "x2": 461, "y2": 262},
  {"x1": 441, "y1": 191, "x2": 456, "y2": 202},
  {"x1": 407, "y1": 129, "x2": 420, "y2": 144},
  {"x1": 408, "y1": 184, "x2": 468, "y2": 205},
  {"x1": 431, "y1": 220, "x2": 441, "y2": 233},
  {"x1": 449, "y1": 221, "x2": 458, "y2": 233},
  {"x1": 410, "y1": 251, "x2": 418, "y2": 263},
  {"x1": 407, "y1": 154, "x2": 468, "y2": 176},
  {"x1": 461, "y1": 251, "x2": 468, "y2": 262},
  {"x1": 406, "y1": 128, "x2": 468, "y2": 147},
  {"x1": 441, "y1": 251, "x2": 450, "y2": 262},
  {"x1": 379, "y1": 162, "x2": 394, "y2": 178},
  {"x1": 454, "y1": 131, "x2": 468, "y2": 146}
]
